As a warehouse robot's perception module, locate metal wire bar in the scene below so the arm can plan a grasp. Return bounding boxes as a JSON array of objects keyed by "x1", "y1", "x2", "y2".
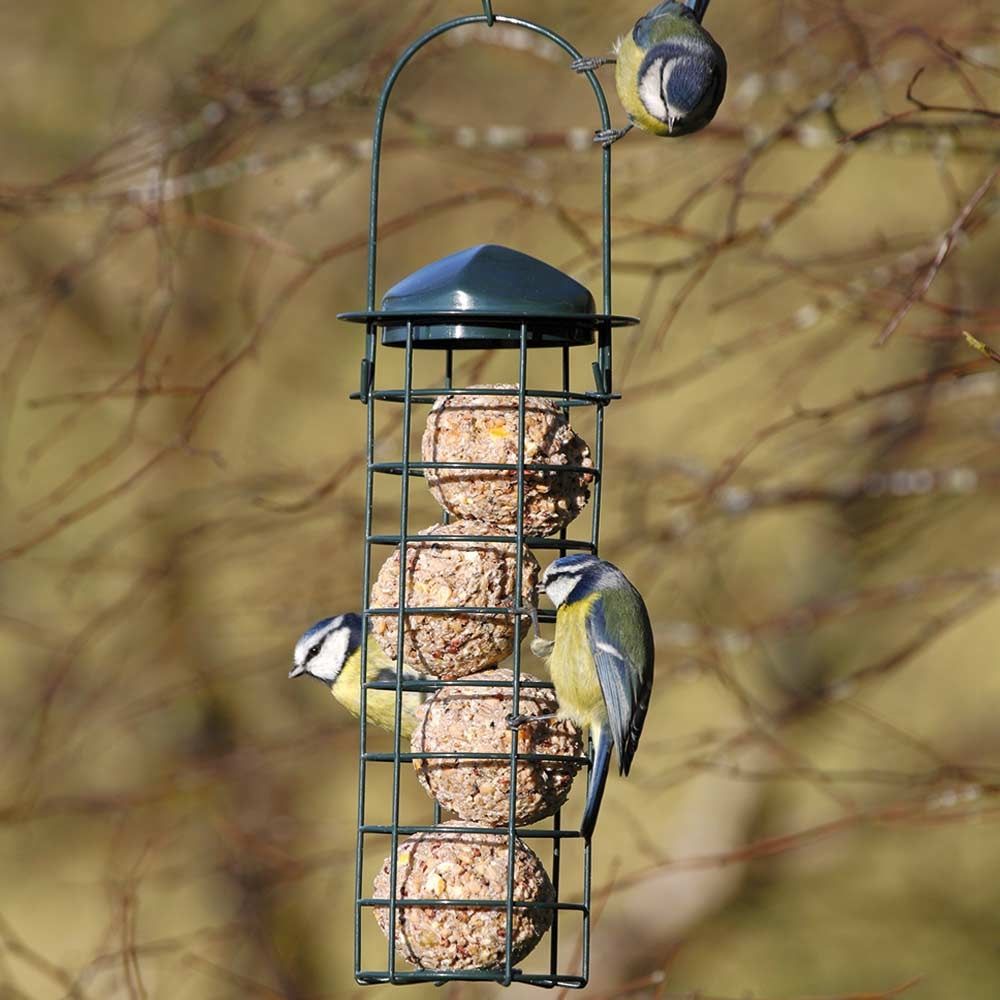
[
  {"x1": 358, "y1": 387, "x2": 622, "y2": 406},
  {"x1": 370, "y1": 460, "x2": 600, "y2": 474},
  {"x1": 365, "y1": 676, "x2": 554, "y2": 688},
  {"x1": 365, "y1": 605, "x2": 542, "y2": 616},
  {"x1": 361, "y1": 825, "x2": 583, "y2": 840},
  {"x1": 364, "y1": 677, "x2": 556, "y2": 690},
  {"x1": 502, "y1": 327, "x2": 530, "y2": 984},
  {"x1": 363, "y1": 751, "x2": 590, "y2": 764},
  {"x1": 354, "y1": 315, "x2": 378, "y2": 976},
  {"x1": 361, "y1": 898, "x2": 580, "y2": 912},
  {"x1": 367, "y1": 533, "x2": 596, "y2": 552},
  {"x1": 434, "y1": 352, "x2": 452, "y2": 835},
  {"x1": 385, "y1": 321, "x2": 415, "y2": 982},
  {"x1": 357, "y1": 971, "x2": 588, "y2": 987}
]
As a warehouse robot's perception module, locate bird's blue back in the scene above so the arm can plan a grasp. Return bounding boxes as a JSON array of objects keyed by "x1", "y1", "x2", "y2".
[{"x1": 633, "y1": 1, "x2": 709, "y2": 47}]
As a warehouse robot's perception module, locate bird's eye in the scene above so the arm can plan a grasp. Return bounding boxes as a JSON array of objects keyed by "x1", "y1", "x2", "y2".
[{"x1": 308, "y1": 643, "x2": 321, "y2": 660}]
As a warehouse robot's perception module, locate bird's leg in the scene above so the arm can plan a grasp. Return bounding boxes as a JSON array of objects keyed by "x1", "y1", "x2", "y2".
[
  {"x1": 515, "y1": 601, "x2": 552, "y2": 657},
  {"x1": 507, "y1": 712, "x2": 560, "y2": 730},
  {"x1": 570, "y1": 55, "x2": 617, "y2": 73},
  {"x1": 529, "y1": 602, "x2": 541, "y2": 640},
  {"x1": 593, "y1": 122, "x2": 634, "y2": 147}
]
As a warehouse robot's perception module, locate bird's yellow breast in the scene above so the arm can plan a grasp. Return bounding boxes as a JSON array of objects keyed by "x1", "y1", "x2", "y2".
[
  {"x1": 615, "y1": 33, "x2": 672, "y2": 137},
  {"x1": 332, "y1": 640, "x2": 423, "y2": 738},
  {"x1": 548, "y1": 593, "x2": 607, "y2": 730}
]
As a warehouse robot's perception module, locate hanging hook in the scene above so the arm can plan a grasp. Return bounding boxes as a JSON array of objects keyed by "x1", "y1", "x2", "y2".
[{"x1": 482, "y1": 0, "x2": 495, "y2": 26}]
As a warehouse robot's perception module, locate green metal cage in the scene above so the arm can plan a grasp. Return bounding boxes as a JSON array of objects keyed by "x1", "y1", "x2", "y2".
[{"x1": 340, "y1": 1, "x2": 638, "y2": 987}]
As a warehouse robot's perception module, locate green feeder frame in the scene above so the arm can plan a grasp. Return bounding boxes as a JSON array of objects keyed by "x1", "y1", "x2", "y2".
[{"x1": 340, "y1": 0, "x2": 638, "y2": 988}]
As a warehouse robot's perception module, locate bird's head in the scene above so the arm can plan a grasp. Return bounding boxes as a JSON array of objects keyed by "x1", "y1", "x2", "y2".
[
  {"x1": 289, "y1": 614, "x2": 363, "y2": 685},
  {"x1": 637, "y1": 31, "x2": 726, "y2": 136},
  {"x1": 539, "y1": 554, "x2": 606, "y2": 608},
  {"x1": 661, "y1": 54, "x2": 723, "y2": 134}
]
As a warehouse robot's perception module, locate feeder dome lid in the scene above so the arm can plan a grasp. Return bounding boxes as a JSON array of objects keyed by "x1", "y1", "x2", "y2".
[{"x1": 378, "y1": 244, "x2": 597, "y2": 349}]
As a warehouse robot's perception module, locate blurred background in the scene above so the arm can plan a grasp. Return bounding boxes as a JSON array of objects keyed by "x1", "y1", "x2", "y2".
[{"x1": 2, "y1": 0, "x2": 1000, "y2": 997}]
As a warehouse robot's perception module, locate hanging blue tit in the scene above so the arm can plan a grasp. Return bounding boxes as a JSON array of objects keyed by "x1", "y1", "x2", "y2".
[
  {"x1": 571, "y1": 0, "x2": 726, "y2": 146},
  {"x1": 289, "y1": 614, "x2": 427, "y2": 738},
  {"x1": 522, "y1": 554, "x2": 654, "y2": 841}
]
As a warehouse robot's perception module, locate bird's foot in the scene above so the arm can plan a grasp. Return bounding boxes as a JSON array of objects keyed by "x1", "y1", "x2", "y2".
[
  {"x1": 530, "y1": 636, "x2": 555, "y2": 659},
  {"x1": 593, "y1": 123, "x2": 634, "y2": 147},
  {"x1": 507, "y1": 711, "x2": 558, "y2": 730},
  {"x1": 570, "y1": 55, "x2": 616, "y2": 73}
]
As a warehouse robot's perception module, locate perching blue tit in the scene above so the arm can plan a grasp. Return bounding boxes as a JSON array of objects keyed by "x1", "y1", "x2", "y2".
[
  {"x1": 522, "y1": 554, "x2": 654, "y2": 841},
  {"x1": 289, "y1": 614, "x2": 426, "y2": 738},
  {"x1": 571, "y1": 0, "x2": 726, "y2": 146}
]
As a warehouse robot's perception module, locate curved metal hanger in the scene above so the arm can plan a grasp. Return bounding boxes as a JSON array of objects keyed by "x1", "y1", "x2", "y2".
[{"x1": 364, "y1": 5, "x2": 614, "y2": 315}]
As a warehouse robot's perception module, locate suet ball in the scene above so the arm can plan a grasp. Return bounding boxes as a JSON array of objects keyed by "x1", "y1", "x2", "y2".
[
  {"x1": 370, "y1": 520, "x2": 540, "y2": 678},
  {"x1": 373, "y1": 821, "x2": 554, "y2": 970},
  {"x1": 412, "y1": 668, "x2": 583, "y2": 826},
  {"x1": 423, "y1": 385, "x2": 593, "y2": 536}
]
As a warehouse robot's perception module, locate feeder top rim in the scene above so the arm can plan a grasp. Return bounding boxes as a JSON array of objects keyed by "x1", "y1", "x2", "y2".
[{"x1": 337, "y1": 310, "x2": 639, "y2": 328}]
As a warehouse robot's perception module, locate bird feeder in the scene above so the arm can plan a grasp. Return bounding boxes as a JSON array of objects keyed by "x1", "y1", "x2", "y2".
[{"x1": 339, "y1": 1, "x2": 638, "y2": 988}]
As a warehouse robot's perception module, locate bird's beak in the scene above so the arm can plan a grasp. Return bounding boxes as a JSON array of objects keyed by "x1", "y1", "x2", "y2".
[{"x1": 289, "y1": 663, "x2": 307, "y2": 679}]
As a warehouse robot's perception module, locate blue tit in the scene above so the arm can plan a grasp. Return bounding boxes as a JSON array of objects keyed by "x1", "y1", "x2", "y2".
[
  {"x1": 571, "y1": 0, "x2": 726, "y2": 146},
  {"x1": 289, "y1": 614, "x2": 426, "y2": 738},
  {"x1": 526, "y1": 554, "x2": 654, "y2": 841}
]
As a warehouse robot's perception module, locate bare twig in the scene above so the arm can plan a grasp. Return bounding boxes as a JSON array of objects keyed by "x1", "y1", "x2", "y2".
[{"x1": 875, "y1": 165, "x2": 999, "y2": 346}]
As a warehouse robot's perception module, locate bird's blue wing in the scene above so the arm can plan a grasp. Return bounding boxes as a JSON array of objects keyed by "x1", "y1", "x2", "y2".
[
  {"x1": 585, "y1": 589, "x2": 654, "y2": 776},
  {"x1": 580, "y1": 723, "x2": 613, "y2": 841}
]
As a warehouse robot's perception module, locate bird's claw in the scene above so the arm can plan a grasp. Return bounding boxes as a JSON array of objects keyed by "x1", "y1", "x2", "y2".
[
  {"x1": 593, "y1": 127, "x2": 629, "y2": 147},
  {"x1": 508, "y1": 712, "x2": 557, "y2": 730},
  {"x1": 570, "y1": 56, "x2": 610, "y2": 73}
]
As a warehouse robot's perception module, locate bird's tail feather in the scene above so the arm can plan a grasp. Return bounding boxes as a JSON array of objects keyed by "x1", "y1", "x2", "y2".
[
  {"x1": 683, "y1": 0, "x2": 711, "y2": 21},
  {"x1": 581, "y1": 725, "x2": 613, "y2": 842}
]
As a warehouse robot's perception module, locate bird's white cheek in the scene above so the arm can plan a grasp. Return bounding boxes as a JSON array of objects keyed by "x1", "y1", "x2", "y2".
[
  {"x1": 544, "y1": 574, "x2": 582, "y2": 609},
  {"x1": 313, "y1": 630, "x2": 351, "y2": 683},
  {"x1": 638, "y1": 57, "x2": 667, "y2": 121}
]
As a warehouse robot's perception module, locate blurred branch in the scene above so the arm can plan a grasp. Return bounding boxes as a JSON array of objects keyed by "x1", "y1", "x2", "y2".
[
  {"x1": 591, "y1": 973, "x2": 922, "y2": 1000},
  {"x1": 874, "y1": 164, "x2": 999, "y2": 346},
  {"x1": 844, "y1": 65, "x2": 1000, "y2": 144},
  {"x1": 0, "y1": 913, "x2": 90, "y2": 1000},
  {"x1": 608, "y1": 787, "x2": 999, "y2": 889}
]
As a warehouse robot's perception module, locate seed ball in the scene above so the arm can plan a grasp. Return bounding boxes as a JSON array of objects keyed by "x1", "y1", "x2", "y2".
[
  {"x1": 412, "y1": 668, "x2": 582, "y2": 825},
  {"x1": 370, "y1": 520, "x2": 539, "y2": 679},
  {"x1": 422, "y1": 385, "x2": 594, "y2": 536},
  {"x1": 373, "y1": 821, "x2": 554, "y2": 971}
]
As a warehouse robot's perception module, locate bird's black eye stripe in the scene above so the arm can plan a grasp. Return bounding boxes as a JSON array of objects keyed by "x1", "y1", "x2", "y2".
[{"x1": 306, "y1": 643, "x2": 322, "y2": 661}]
